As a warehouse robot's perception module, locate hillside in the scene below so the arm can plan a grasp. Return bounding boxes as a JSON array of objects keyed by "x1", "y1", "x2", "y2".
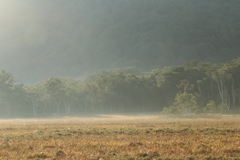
[{"x1": 1, "y1": 0, "x2": 240, "y2": 83}]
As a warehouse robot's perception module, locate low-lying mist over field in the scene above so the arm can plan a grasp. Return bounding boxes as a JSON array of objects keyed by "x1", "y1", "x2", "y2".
[{"x1": 0, "y1": 114, "x2": 160, "y2": 124}]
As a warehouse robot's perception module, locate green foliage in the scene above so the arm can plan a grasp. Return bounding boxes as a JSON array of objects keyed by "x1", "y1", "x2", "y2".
[
  {"x1": 203, "y1": 100, "x2": 217, "y2": 113},
  {"x1": 177, "y1": 79, "x2": 194, "y2": 93},
  {"x1": 162, "y1": 92, "x2": 199, "y2": 117},
  {"x1": 162, "y1": 106, "x2": 180, "y2": 116},
  {"x1": 3, "y1": 57, "x2": 240, "y2": 117}
]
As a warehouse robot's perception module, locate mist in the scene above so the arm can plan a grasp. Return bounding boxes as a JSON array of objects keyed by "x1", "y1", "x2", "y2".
[
  {"x1": 1, "y1": 2, "x2": 240, "y2": 160},
  {"x1": 1, "y1": 0, "x2": 240, "y2": 119},
  {"x1": 1, "y1": 0, "x2": 240, "y2": 84}
]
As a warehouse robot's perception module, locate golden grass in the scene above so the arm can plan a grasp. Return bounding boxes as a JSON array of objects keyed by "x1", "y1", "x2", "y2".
[{"x1": 0, "y1": 115, "x2": 240, "y2": 159}]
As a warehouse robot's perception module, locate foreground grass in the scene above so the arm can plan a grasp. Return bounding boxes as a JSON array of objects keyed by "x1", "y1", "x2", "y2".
[{"x1": 0, "y1": 115, "x2": 240, "y2": 159}]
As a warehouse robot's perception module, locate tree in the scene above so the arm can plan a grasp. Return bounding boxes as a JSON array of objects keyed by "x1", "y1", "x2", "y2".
[
  {"x1": 218, "y1": 102, "x2": 227, "y2": 113},
  {"x1": 177, "y1": 79, "x2": 194, "y2": 93},
  {"x1": 0, "y1": 70, "x2": 15, "y2": 116},
  {"x1": 203, "y1": 100, "x2": 216, "y2": 113},
  {"x1": 210, "y1": 65, "x2": 232, "y2": 110},
  {"x1": 162, "y1": 92, "x2": 199, "y2": 117},
  {"x1": 44, "y1": 78, "x2": 66, "y2": 115},
  {"x1": 24, "y1": 83, "x2": 46, "y2": 116}
]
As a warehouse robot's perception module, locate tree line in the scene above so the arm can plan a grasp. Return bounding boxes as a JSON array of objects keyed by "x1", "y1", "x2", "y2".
[{"x1": 1, "y1": 58, "x2": 240, "y2": 118}]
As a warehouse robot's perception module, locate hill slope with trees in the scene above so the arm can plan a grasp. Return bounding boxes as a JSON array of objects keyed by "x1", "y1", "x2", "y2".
[{"x1": 1, "y1": 0, "x2": 240, "y2": 83}]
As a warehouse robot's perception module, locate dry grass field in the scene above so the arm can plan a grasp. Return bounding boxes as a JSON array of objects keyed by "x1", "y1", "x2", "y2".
[{"x1": 0, "y1": 115, "x2": 240, "y2": 160}]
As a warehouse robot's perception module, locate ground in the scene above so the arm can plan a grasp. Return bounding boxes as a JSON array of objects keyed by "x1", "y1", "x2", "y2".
[{"x1": 0, "y1": 115, "x2": 240, "y2": 159}]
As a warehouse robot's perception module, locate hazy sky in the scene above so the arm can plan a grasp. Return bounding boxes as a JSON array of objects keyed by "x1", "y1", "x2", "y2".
[
  {"x1": 0, "y1": 1, "x2": 80, "y2": 83},
  {"x1": 0, "y1": 1, "x2": 44, "y2": 81}
]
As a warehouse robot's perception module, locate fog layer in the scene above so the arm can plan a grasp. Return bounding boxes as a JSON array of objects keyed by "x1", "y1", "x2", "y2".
[{"x1": 1, "y1": 0, "x2": 240, "y2": 83}]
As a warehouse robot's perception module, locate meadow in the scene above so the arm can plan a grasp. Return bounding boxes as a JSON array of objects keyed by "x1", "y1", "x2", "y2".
[{"x1": 0, "y1": 115, "x2": 240, "y2": 160}]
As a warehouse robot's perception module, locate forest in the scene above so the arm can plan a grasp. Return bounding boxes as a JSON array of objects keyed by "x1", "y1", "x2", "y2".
[
  {"x1": 1, "y1": 0, "x2": 240, "y2": 117},
  {"x1": 1, "y1": 58, "x2": 240, "y2": 118}
]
